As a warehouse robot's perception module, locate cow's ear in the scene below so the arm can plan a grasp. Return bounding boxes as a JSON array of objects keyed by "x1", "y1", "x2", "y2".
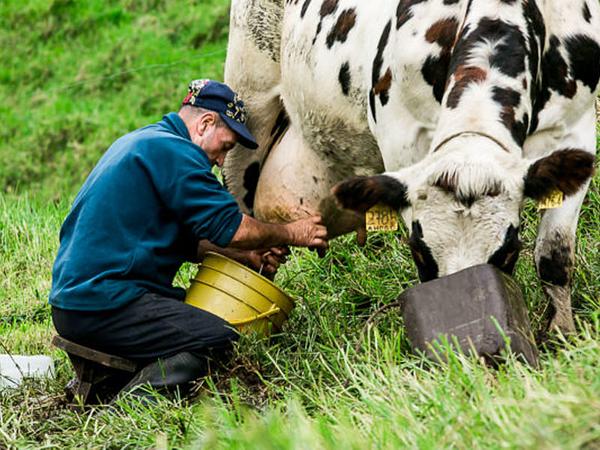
[
  {"x1": 523, "y1": 149, "x2": 595, "y2": 201},
  {"x1": 332, "y1": 174, "x2": 410, "y2": 213}
]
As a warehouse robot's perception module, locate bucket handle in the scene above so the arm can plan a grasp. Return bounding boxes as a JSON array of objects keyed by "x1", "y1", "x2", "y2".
[{"x1": 229, "y1": 305, "x2": 281, "y2": 326}]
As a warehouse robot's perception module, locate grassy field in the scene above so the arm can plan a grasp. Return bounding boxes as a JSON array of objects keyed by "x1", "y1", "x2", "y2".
[{"x1": 1, "y1": 1, "x2": 599, "y2": 448}]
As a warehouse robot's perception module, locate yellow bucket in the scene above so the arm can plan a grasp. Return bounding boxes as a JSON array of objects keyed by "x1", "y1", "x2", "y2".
[{"x1": 185, "y1": 252, "x2": 294, "y2": 335}]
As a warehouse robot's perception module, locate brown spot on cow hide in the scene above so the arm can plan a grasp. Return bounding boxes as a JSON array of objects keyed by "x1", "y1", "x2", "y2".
[
  {"x1": 320, "y1": 0, "x2": 338, "y2": 16},
  {"x1": 373, "y1": 68, "x2": 392, "y2": 105},
  {"x1": 445, "y1": 66, "x2": 487, "y2": 108},
  {"x1": 313, "y1": 0, "x2": 339, "y2": 44},
  {"x1": 425, "y1": 17, "x2": 459, "y2": 47},
  {"x1": 326, "y1": 8, "x2": 357, "y2": 48},
  {"x1": 524, "y1": 149, "x2": 595, "y2": 200}
]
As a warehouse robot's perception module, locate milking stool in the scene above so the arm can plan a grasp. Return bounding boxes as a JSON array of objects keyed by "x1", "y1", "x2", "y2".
[{"x1": 52, "y1": 335, "x2": 139, "y2": 404}]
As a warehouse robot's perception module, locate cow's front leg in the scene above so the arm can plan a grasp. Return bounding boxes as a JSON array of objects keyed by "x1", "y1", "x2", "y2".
[{"x1": 534, "y1": 184, "x2": 590, "y2": 334}]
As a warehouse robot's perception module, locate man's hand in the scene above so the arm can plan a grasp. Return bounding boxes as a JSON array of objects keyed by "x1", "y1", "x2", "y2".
[
  {"x1": 229, "y1": 214, "x2": 329, "y2": 253},
  {"x1": 285, "y1": 216, "x2": 328, "y2": 250},
  {"x1": 245, "y1": 246, "x2": 290, "y2": 274},
  {"x1": 197, "y1": 241, "x2": 290, "y2": 274}
]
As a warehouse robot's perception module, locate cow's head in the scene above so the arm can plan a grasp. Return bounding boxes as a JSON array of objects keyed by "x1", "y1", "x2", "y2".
[{"x1": 333, "y1": 146, "x2": 594, "y2": 281}]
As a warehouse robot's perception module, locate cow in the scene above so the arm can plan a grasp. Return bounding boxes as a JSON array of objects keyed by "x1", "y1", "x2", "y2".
[{"x1": 222, "y1": 0, "x2": 600, "y2": 335}]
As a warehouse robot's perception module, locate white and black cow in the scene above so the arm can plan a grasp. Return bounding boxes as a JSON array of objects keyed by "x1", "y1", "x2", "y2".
[{"x1": 222, "y1": 0, "x2": 599, "y2": 333}]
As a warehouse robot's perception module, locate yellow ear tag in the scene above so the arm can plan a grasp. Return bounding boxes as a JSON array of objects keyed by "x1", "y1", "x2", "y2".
[
  {"x1": 537, "y1": 189, "x2": 564, "y2": 210},
  {"x1": 366, "y1": 204, "x2": 399, "y2": 232}
]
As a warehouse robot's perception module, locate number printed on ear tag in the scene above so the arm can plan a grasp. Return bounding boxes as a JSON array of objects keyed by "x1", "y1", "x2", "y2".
[
  {"x1": 365, "y1": 204, "x2": 398, "y2": 232},
  {"x1": 537, "y1": 189, "x2": 564, "y2": 210}
]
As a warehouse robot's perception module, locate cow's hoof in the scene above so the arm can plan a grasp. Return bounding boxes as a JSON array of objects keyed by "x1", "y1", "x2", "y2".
[{"x1": 549, "y1": 313, "x2": 576, "y2": 335}]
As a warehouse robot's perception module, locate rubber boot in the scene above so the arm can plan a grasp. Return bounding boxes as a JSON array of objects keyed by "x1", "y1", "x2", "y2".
[{"x1": 117, "y1": 351, "x2": 209, "y2": 402}]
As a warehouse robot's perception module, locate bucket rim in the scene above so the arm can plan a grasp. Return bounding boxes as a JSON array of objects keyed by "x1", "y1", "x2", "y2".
[{"x1": 202, "y1": 251, "x2": 293, "y2": 302}]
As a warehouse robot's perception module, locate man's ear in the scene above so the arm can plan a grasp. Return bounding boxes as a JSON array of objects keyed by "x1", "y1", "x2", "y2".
[
  {"x1": 523, "y1": 149, "x2": 595, "y2": 201},
  {"x1": 197, "y1": 112, "x2": 216, "y2": 134},
  {"x1": 332, "y1": 174, "x2": 411, "y2": 213}
]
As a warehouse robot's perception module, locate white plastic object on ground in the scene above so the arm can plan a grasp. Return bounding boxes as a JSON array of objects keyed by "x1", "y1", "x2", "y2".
[{"x1": 0, "y1": 354, "x2": 55, "y2": 389}]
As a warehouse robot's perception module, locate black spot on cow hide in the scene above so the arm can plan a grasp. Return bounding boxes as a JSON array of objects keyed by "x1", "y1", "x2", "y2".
[
  {"x1": 301, "y1": 0, "x2": 312, "y2": 18},
  {"x1": 444, "y1": 16, "x2": 531, "y2": 110},
  {"x1": 339, "y1": 61, "x2": 351, "y2": 95},
  {"x1": 409, "y1": 221, "x2": 439, "y2": 282},
  {"x1": 488, "y1": 224, "x2": 522, "y2": 274},
  {"x1": 396, "y1": 0, "x2": 427, "y2": 29},
  {"x1": 531, "y1": 36, "x2": 576, "y2": 133},
  {"x1": 583, "y1": 2, "x2": 591, "y2": 23},
  {"x1": 243, "y1": 161, "x2": 261, "y2": 211},
  {"x1": 538, "y1": 241, "x2": 572, "y2": 286},
  {"x1": 449, "y1": 18, "x2": 527, "y2": 79},
  {"x1": 523, "y1": 0, "x2": 545, "y2": 107},
  {"x1": 421, "y1": 17, "x2": 459, "y2": 103},
  {"x1": 492, "y1": 86, "x2": 529, "y2": 145},
  {"x1": 523, "y1": 149, "x2": 595, "y2": 201},
  {"x1": 564, "y1": 34, "x2": 600, "y2": 92},
  {"x1": 332, "y1": 174, "x2": 410, "y2": 213},
  {"x1": 370, "y1": 20, "x2": 392, "y2": 121},
  {"x1": 269, "y1": 109, "x2": 289, "y2": 140}
]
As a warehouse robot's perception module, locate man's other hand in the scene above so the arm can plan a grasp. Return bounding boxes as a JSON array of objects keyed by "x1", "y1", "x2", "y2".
[{"x1": 246, "y1": 246, "x2": 290, "y2": 274}]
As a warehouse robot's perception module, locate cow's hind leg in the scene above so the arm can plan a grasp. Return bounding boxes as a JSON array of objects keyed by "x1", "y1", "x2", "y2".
[{"x1": 222, "y1": 0, "x2": 284, "y2": 214}]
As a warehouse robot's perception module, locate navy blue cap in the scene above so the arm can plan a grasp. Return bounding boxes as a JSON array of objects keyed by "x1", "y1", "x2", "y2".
[{"x1": 182, "y1": 79, "x2": 258, "y2": 150}]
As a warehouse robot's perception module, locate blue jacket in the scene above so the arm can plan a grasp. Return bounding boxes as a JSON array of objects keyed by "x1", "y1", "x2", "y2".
[{"x1": 49, "y1": 112, "x2": 243, "y2": 311}]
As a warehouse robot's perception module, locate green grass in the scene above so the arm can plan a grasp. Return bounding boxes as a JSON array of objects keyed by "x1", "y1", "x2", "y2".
[
  {"x1": 0, "y1": 0, "x2": 229, "y2": 197},
  {"x1": 1, "y1": 1, "x2": 599, "y2": 448}
]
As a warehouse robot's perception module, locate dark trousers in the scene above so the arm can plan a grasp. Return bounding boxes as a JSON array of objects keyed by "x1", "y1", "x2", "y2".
[{"x1": 52, "y1": 292, "x2": 239, "y2": 364}]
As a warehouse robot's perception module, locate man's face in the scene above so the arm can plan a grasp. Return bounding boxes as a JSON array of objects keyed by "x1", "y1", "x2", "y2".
[{"x1": 193, "y1": 113, "x2": 237, "y2": 167}]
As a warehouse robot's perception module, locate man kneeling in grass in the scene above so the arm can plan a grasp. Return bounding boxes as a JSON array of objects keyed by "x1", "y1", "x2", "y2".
[{"x1": 49, "y1": 80, "x2": 328, "y2": 399}]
